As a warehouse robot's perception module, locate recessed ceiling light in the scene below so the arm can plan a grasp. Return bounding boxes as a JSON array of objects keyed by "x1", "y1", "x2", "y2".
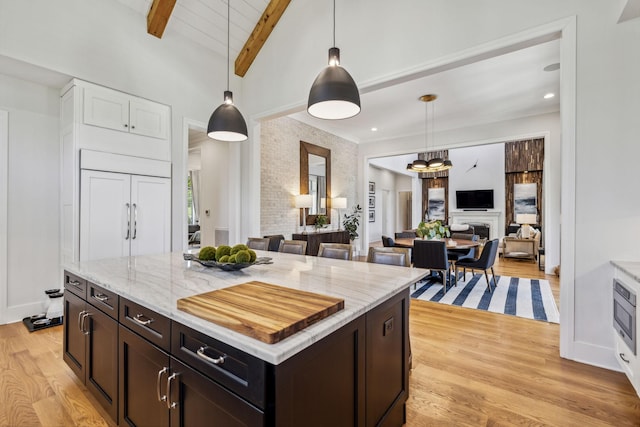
[
  {"x1": 371, "y1": 127, "x2": 378, "y2": 132},
  {"x1": 544, "y1": 93, "x2": 555, "y2": 99}
]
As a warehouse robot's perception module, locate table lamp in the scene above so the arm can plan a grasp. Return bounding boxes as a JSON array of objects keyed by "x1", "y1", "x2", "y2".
[
  {"x1": 295, "y1": 194, "x2": 313, "y2": 232},
  {"x1": 332, "y1": 197, "x2": 347, "y2": 229},
  {"x1": 516, "y1": 213, "x2": 537, "y2": 238}
]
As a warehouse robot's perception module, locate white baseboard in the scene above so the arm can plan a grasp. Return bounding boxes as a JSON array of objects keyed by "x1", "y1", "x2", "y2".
[
  {"x1": 4, "y1": 301, "x2": 47, "y2": 325},
  {"x1": 563, "y1": 340, "x2": 621, "y2": 372}
]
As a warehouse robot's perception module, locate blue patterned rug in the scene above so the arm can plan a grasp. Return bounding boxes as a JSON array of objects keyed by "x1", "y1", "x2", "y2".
[{"x1": 411, "y1": 273, "x2": 559, "y2": 323}]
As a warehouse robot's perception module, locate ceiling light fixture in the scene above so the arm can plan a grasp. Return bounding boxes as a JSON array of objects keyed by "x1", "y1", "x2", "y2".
[
  {"x1": 407, "y1": 94, "x2": 452, "y2": 173},
  {"x1": 307, "y1": 0, "x2": 360, "y2": 120},
  {"x1": 544, "y1": 93, "x2": 555, "y2": 99},
  {"x1": 371, "y1": 127, "x2": 378, "y2": 132},
  {"x1": 207, "y1": 0, "x2": 248, "y2": 142}
]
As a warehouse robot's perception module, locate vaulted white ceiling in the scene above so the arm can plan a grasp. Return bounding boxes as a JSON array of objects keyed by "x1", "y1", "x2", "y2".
[{"x1": 116, "y1": 0, "x2": 270, "y2": 60}]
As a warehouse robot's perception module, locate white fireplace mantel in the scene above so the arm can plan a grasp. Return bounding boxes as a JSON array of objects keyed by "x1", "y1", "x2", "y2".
[{"x1": 449, "y1": 210, "x2": 501, "y2": 240}]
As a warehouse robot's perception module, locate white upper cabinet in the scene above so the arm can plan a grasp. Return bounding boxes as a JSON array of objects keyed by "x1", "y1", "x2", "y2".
[{"x1": 83, "y1": 85, "x2": 169, "y2": 140}]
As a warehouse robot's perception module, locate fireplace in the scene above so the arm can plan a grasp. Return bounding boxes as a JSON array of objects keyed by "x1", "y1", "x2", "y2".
[{"x1": 449, "y1": 210, "x2": 501, "y2": 240}]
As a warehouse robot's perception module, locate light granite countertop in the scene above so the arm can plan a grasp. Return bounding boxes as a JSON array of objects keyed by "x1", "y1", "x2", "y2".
[
  {"x1": 611, "y1": 261, "x2": 640, "y2": 283},
  {"x1": 64, "y1": 251, "x2": 429, "y2": 365}
]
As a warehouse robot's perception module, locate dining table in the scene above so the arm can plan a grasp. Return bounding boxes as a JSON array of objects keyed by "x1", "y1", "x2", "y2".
[{"x1": 393, "y1": 237, "x2": 480, "y2": 251}]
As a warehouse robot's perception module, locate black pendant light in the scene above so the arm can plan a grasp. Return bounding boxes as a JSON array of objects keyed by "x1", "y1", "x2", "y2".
[
  {"x1": 307, "y1": 0, "x2": 360, "y2": 120},
  {"x1": 207, "y1": 0, "x2": 248, "y2": 142},
  {"x1": 407, "y1": 94, "x2": 452, "y2": 173}
]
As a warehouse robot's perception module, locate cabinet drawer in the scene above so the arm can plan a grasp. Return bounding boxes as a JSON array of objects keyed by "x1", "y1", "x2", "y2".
[
  {"x1": 64, "y1": 271, "x2": 87, "y2": 299},
  {"x1": 171, "y1": 321, "x2": 269, "y2": 409},
  {"x1": 120, "y1": 297, "x2": 171, "y2": 351},
  {"x1": 87, "y1": 282, "x2": 119, "y2": 319}
]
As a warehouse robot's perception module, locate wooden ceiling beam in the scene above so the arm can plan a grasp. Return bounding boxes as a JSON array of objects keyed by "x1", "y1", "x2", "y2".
[
  {"x1": 235, "y1": 0, "x2": 291, "y2": 77},
  {"x1": 147, "y1": 0, "x2": 177, "y2": 39}
]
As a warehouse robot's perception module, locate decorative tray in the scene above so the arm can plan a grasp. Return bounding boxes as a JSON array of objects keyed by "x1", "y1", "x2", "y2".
[{"x1": 183, "y1": 253, "x2": 273, "y2": 271}]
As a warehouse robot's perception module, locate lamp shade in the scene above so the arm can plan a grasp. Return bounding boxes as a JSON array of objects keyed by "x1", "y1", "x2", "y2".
[
  {"x1": 207, "y1": 91, "x2": 248, "y2": 142},
  {"x1": 332, "y1": 197, "x2": 347, "y2": 209},
  {"x1": 308, "y1": 48, "x2": 360, "y2": 120},
  {"x1": 295, "y1": 194, "x2": 313, "y2": 208},
  {"x1": 516, "y1": 213, "x2": 537, "y2": 225}
]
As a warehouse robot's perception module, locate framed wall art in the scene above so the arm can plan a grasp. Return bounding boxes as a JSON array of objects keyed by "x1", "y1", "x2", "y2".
[
  {"x1": 427, "y1": 187, "x2": 445, "y2": 221},
  {"x1": 369, "y1": 181, "x2": 375, "y2": 194},
  {"x1": 514, "y1": 182, "x2": 537, "y2": 215},
  {"x1": 369, "y1": 210, "x2": 375, "y2": 222},
  {"x1": 368, "y1": 195, "x2": 375, "y2": 209}
]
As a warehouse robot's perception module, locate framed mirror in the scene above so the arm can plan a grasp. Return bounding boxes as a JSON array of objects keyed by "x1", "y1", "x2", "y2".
[{"x1": 300, "y1": 141, "x2": 331, "y2": 225}]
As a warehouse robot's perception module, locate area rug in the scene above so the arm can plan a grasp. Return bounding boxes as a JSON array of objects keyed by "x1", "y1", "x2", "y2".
[{"x1": 411, "y1": 273, "x2": 559, "y2": 323}]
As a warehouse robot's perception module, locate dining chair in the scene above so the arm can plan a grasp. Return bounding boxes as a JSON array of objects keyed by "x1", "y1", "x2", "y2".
[
  {"x1": 394, "y1": 231, "x2": 417, "y2": 239},
  {"x1": 447, "y1": 233, "x2": 479, "y2": 278},
  {"x1": 246, "y1": 237, "x2": 270, "y2": 251},
  {"x1": 318, "y1": 243, "x2": 352, "y2": 260},
  {"x1": 263, "y1": 234, "x2": 285, "y2": 251},
  {"x1": 413, "y1": 239, "x2": 452, "y2": 293},
  {"x1": 381, "y1": 235, "x2": 395, "y2": 247},
  {"x1": 366, "y1": 247, "x2": 411, "y2": 267},
  {"x1": 455, "y1": 239, "x2": 500, "y2": 292},
  {"x1": 278, "y1": 239, "x2": 307, "y2": 255}
]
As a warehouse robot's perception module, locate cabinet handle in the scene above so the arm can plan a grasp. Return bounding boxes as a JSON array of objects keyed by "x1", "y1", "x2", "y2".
[
  {"x1": 132, "y1": 203, "x2": 137, "y2": 240},
  {"x1": 124, "y1": 123, "x2": 128, "y2": 128},
  {"x1": 196, "y1": 346, "x2": 226, "y2": 365},
  {"x1": 93, "y1": 293, "x2": 108, "y2": 302},
  {"x1": 131, "y1": 125, "x2": 135, "y2": 129},
  {"x1": 166, "y1": 373, "x2": 178, "y2": 409},
  {"x1": 156, "y1": 367, "x2": 168, "y2": 402},
  {"x1": 125, "y1": 203, "x2": 131, "y2": 240},
  {"x1": 81, "y1": 312, "x2": 91, "y2": 335},
  {"x1": 620, "y1": 353, "x2": 630, "y2": 363},
  {"x1": 69, "y1": 280, "x2": 82, "y2": 288},
  {"x1": 132, "y1": 313, "x2": 153, "y2": 326},
  {"x1": 77, "y1": 310, "x2": 86, "y2": 332}
]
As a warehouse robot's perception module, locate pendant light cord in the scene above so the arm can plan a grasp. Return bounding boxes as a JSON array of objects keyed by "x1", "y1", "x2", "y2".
[
  {"x1": 227, "y1": 0, "x2": 230, "y2": 91},
  {"x1": 332, "y1": 0, "x2": 336, "y2": 47}
]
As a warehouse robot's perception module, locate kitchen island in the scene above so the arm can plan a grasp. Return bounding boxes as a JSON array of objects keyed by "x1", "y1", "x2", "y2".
[{"x1": 62, "y1": 250, "x2": 428, "y2": 427}]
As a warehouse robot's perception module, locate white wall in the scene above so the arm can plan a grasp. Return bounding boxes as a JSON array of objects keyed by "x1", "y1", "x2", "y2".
[
  {"x1": 0, "y1": 0, "x2": 234, "y2": 322},
  {"x1": 0, "y1": 73, "x2": 60, "y2": 320},
  {"x1": 367, "y1": 166, "x2": 398, "y2": 242},
  {"x1": 448, "y1": 143, "x2": 506, "y2": 234},
  {"x1": 240, "y1": 1, "x2": 638, "y2": 370}
]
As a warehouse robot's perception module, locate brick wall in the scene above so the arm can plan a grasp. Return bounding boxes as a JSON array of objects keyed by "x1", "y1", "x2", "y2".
[{"x1": 260, "y1": 116, "x2": 358, "y2": 238}]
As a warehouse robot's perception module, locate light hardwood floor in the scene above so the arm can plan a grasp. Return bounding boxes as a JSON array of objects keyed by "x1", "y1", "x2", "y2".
[{"x1": 0, "y1": 255, "x2": 638, "y2": 426}]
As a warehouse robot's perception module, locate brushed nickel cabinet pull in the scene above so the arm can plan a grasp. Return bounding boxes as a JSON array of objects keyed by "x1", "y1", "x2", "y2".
[
  {"x1": 132, "y1": 203, "x2": 137, "y2": 240},
  {"x1": 77, "y1": 310, "x2": 86, "y2": 332},
  {"x1": 132, "y1": 313, "x2": 153, "y2": 326},
  {"x1": 196, "y1": 346, "x2": 226, "y2": 365},
  {"x1": 156, "y1": 367, "x2": 168, "y2": 402},
  {"x1": 69, "y1": 280, "x2": 82, "y2": 288},
  {"x1": 80, "y1": 312, "x2": 91, "y2": 335},
  {"x1": 93, "y1": 293, "x2": 108, "y2": 302},
  {"x1": 125, "y1": 203, "x2": 131, "y2": 240},
  {"x1": 166, "y1": 373, "x2": 179, "y2": 409},
  {"x1": 620, "y1": 353, "x2": 630, "y2": 363}
]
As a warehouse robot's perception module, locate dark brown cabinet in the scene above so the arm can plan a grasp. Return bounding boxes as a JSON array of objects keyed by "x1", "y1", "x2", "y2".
[
  {"x1": 64, "y1": 270, "x2": 409, "y2": 427},
  {"x1": 292, "y1": 230, "x2": 350, "y2": 255},
  {"x1": 63, "y1": 279, "x2": 119, "y2": 422},
  {"x1": 119, "y1": 325, "x2": 263, "y2": 427}
]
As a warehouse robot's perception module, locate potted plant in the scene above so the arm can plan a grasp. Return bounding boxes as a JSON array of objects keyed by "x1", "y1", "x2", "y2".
[
  {"x1": 314, "y1": 214, "x2": 328, "y2": 230},
  {"x1": 416, "y1": 220, "x2": 451, "y2": 240},
  {"x1": 342, "y1": 204, "x2": 362, "y2": 241}
]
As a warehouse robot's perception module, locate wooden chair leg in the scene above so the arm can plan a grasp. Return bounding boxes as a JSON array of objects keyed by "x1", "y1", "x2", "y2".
[
  {"x1": 484, "y1": 270, "x2": 492, "y2": 292},
  {"x1": 491, "y1": 267, "x2": 496, "y2": 289}
]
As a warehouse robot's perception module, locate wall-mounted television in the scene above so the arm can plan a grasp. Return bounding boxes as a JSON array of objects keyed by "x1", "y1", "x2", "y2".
[{"x1": 456, "y1": 189, "x2": 494, "y2": 210}]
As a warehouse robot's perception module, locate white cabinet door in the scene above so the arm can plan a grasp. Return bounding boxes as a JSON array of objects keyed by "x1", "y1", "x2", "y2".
[
  {"x1": 80, "y1": 170, "x2": 131, "y2": 261},
  {"x1": 129, "y1": 98, "x2": 170, "y2": 140},
  {"x1": 83, "y1": 86, "x2": 130, "y2": 133},
  {"x1": 129, "y1": 175, "x2": 171, "y2": 256}
]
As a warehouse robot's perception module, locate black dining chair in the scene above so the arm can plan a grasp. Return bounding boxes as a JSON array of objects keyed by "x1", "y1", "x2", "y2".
[
  {"x1": 413, "y1": 239, "x2": 452, "y2": 293},
  {"x1": 455, "y1": 239, "x2": 500, "y2": 292},
  {"x1": 447, "y1": 233, "x2": 479, "y2": 279},
  {"x1": 381, "y1": 235, "x2": 395, "y2": 247}
]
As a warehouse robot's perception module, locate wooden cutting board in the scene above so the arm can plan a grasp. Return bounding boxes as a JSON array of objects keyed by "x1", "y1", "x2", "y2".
[{"x1": 176, "y1": 281, "x2": 344, "y2": 344}]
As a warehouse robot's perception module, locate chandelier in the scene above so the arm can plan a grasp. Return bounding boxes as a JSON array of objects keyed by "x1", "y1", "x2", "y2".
[{"x1": 406, "y1": 94, "x2": 452, "y2": 173}]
